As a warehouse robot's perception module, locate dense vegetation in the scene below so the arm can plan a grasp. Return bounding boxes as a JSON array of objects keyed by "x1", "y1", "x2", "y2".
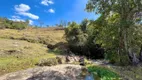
[
  {"x1": 65, "y1": 20, "x2": 104, "y2": 59},
  {"x1": 0, "y1": 17, "x2": 29, "y2": 29},
  {"x1": 87, "y1": 66, "x2": 120, "y2": 80},
  {"x1": 65, "y1": 0, "x2": 142, "y2": 65}
]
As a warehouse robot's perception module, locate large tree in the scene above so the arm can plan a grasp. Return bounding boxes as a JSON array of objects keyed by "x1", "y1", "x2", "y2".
[{"x1": 86, "y1": 0, "x2": 142, "y2": 65}]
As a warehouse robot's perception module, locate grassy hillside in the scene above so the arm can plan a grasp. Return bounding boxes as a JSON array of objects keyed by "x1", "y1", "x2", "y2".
[
  {"x1": 0, "y1": 28, "x2": 65, "y2": 75},
  {"x1": 0, "y1": 28, "x2": 65, "y2": 45}
]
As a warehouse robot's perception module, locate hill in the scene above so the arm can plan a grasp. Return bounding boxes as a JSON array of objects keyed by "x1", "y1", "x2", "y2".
[{"x1": 0, "y1": 28, "x2": 65, "y2": 75}]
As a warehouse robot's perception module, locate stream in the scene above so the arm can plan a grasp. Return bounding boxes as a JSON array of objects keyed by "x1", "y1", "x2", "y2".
[{"x1": 85, "y1": 73, "x2": 94, "y2": 80}]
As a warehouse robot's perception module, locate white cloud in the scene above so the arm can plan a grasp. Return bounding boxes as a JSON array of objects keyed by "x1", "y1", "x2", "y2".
[
  {"x1": 29, "y1": 20, "x2": 34, "y2": 25},
  {"x1": 15, "y1": 4, "x2": 30, "y2": 12},
  {"x1": 18, "y1": 12, "x2": 39, "y2": 20},
  {"x1": 14, "y1": 4, "x2": 39, "y2": 20},
  {"x1": 48, "y1": 9, "x2": 55, "y2": 13},
  {"x1": 10, "y1": 18, "x2": 25, "y2": 22},
  {"x1": 10, "y1": 16, "x2": 34, "y2": 25},
  {"x1": 10, "y1": 16, "x2": 25, "y2": 22},
  {"x1": 12, "y1": 16, "x2": 21, "y2": 19},
  {"x1": 41, "y1": 0, "x2": 54, "y2": 6}
]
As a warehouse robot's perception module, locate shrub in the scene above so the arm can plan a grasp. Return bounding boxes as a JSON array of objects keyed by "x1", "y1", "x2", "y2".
[
  {"x1": 0, "y1": 17, "x2": 28, "y2": 29},
  {"x1": 87, "y1": 66, "x2": 120, "y2": 80},
  {"x1": 105, "y1": 50, "x2": 120, "y2": 64},
  {"x1": 65, "y1": 21, "x2": 105, "y2": 59}
]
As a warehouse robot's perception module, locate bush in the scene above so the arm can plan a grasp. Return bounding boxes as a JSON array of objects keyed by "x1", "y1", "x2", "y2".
[
  {"x1": 87, "y1": 66, "x2": 120, "y2": 80},
  {"x1": 105, "y1": 50, "x2": 120, "y2": 64},
  {"x1": 65, "y1": 21, "x2": 105, "y2": 59},
  {"x1": 0, "y1": 17, "x2": 28, "y2": 29},
  {"x1": 106, "y1": 50, "x2": 131, "y2": 66},
  {"x1": 37, "y1": 58, "x2": 58, "y2": 66}
]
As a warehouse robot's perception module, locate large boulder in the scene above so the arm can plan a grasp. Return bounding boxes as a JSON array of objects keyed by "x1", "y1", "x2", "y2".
[{"x1": 0, "y1": 64, "x2": 83, "y2": 80}]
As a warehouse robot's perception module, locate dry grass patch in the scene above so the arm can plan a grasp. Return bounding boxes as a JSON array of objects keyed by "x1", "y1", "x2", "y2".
[{"x1": 0, "y1": 28, "x2": 65, "y2": 45}]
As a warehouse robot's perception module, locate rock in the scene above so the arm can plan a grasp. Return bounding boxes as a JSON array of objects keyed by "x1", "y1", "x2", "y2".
[
  {"x1": 56, "y1": 56, "x2": 66, "y2": 64},
  {"x1": 79, "y1": 56, "x2": 85, "y2": 66},
  {"x1": 128, "y1": 48, "x2": 139, "y2": 65},
  {"x1": 132, "y1": 53, "x2": 139, "y2": 65},
  {"x1": 37, "y1": 58, "x2": 58, "y2": 66},
  {"x1": 0, "y1": 64, "x2": 83, "y2": 80},
  {"x1": 65, "y1": 54, "x2": 80, "y2": 63},
  {"x1": 66, "y1": 55, "x2": 70, "y2": 63}
]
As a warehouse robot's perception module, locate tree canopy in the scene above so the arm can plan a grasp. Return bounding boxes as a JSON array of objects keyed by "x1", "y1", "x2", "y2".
[{"x1": 85, "y1": 0, "x2": 142, "y2": 65}]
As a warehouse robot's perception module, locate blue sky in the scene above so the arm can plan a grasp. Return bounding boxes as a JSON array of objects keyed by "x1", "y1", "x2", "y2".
[{"x1": 0, "y1": 0, "x2": 99, "y2": 26}]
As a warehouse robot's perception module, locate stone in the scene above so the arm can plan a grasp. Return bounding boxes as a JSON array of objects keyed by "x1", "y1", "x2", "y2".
[
  {"x1": 132, "y1": 53, "x2": 139, "y2": 65},
  {"x1": 56, "y1": 56, "x2": 66, "y2": 64},
  {"x1": 66, "y1": 55, "x2": 70, "y2": 63},
  {"x1": 0, "y1": 64, "x2": 83, "y2": 80},
  {"x1": 79, "y1": 56, "x2": 85, "y2": 66}
]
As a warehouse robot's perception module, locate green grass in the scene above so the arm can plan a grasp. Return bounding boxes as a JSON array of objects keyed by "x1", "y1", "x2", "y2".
[
  {"x1": 0, "y1": 28, "x2": 65, "y2": 75},
  {"x1": 0, "y1": 39, "x2": 57, "y2": 75},
  {"x1": 0, "y1": 54, "x2": 56, "y2": 75},
  {"x1": 87, "y1": 65, "x2": 121, "y2": 80}
]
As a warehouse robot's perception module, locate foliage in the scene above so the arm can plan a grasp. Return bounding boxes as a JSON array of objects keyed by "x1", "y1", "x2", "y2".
[
  {"x1": 0, "y1": 17, "x2": 29, "y2": 29},
  {"x1": 65, "y1": 21, "x2": 104, "y2": 59},
  {"x1": 87, "y1": 66, "x2": 120, "y2": 80},
  {"x1": 86, "y1": 0, "x2": 142, "y2": 65}
]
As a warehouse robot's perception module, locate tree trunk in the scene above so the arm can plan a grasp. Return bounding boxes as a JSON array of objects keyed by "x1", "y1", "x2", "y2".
[
  {"x1": 124, "y1": 29, "x2": 128, "y2": 53},
  {"x1": 139, "y1": 45, "x2": 142, "y2": 62},
  {"x1": 118, "y1": 25, "x2": 131, "y2": 65}
]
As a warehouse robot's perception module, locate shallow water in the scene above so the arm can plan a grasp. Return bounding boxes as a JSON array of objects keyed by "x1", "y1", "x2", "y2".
[{"x1": 85, "y1": 73, "x2": 94, "y2": 80}]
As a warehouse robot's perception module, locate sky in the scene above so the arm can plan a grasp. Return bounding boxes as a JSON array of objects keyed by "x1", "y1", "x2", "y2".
[{"x1": 0, "y1": 0, "x2": 99, "y2": 26}]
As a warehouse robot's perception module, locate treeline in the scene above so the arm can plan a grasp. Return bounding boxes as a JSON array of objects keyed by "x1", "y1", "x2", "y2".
[
  {"x1": 65, "y1": 0, "x2": 142, "y2": 66},
  {"x1": 0, "y1": 17, "x2": 29, "y2": 29}
]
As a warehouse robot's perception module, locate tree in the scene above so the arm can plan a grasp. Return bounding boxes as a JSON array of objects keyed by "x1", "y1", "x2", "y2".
[
  {"x1": 86, "y1": 0, "x2": 142, "y2": 65},
  {"x1": 80, "y1": 19, "x2": 89, "y2": 32},
  {"x1": 0, "y1": 17, "x2": 28, "y2": 29},
  {"x1": 65, "y1": 22, "x2": 88, "y2": 55},
  {"x1": 65, "y1": 21, "x2": 105, "y2": 59}
]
